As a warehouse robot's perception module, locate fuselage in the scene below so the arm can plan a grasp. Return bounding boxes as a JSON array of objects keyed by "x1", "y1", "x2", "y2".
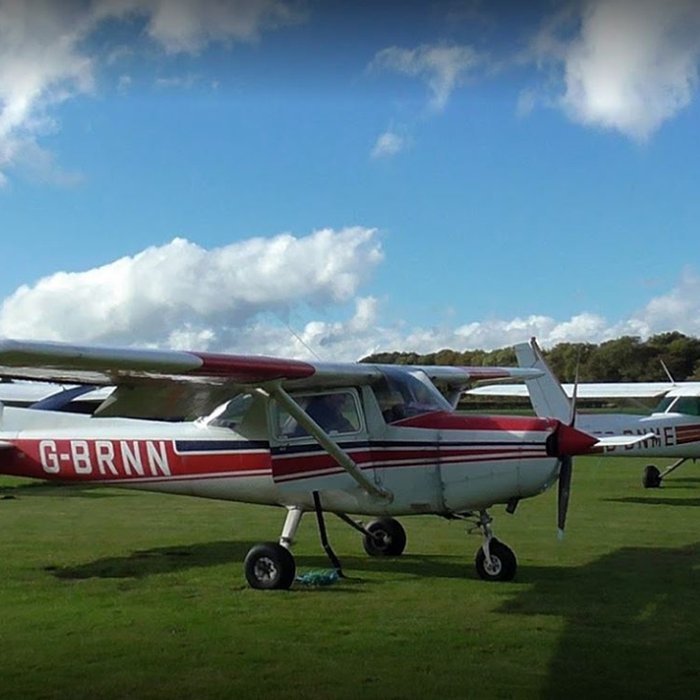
[
  {"x1": 0, "y1": 404, "x2": 570, "y2": 517},
  {"x1": 577, "y1": 412, "x2": 700, "y2": 458}
]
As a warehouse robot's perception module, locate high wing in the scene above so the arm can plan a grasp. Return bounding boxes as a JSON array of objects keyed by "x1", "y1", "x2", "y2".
[
  {"x1": 0, "y1": 338, "x2": 543, "y2": 420},
  {"x1": 468, "y1": 383, "x2": 675, "y2": 400}
]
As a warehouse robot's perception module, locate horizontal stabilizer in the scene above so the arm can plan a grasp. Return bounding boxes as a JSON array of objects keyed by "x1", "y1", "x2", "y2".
[{"x1": 595, "y1": 432, "x2": 658, "y2": 449}]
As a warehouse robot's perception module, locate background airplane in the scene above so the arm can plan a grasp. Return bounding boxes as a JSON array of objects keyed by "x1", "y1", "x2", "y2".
[
  {"x1": 0, "y1": 337, "x2": 627, "y2": 589},
  {"x1": 468, "y1": 339, "x2": 700, "y2": 488},
  {"x1": 0, "y1": 380, "x2": 111, "y2": 411}
]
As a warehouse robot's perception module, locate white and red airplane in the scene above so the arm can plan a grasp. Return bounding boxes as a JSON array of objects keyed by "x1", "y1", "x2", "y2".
[
  {"x1": 0, "y1": 338, "x2": 629, "y2": 589},
  {"x1": 468, "y1": 339, "x2": 700, "y2": 489}
]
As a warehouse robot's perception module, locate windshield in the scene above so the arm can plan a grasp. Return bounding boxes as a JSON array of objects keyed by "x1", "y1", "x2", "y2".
[
  {"x1": 653, "y1": 396, "x2": 675, "y2": 413},
  {"x1": 204, "y1": 393, "x2": 254, "y2": 429},
  {"x1": 659, "y1": 396, "x2": 700, "y2": 416},
  {"x1": 374, "y1": 367, "x2": 452, "y2": 423}
]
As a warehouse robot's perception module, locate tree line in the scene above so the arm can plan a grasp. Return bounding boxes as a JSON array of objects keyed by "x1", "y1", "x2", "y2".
[{"x1": 362, "y1": 332, "x2": 700, "y2": 382}]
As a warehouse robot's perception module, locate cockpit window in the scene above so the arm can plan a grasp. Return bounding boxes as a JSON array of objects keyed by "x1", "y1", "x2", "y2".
[
  {"x1": 276, "y1": 391, "x2": 362, "y2": 439},
  {"x1": 205, "y1": 393, "x2": 255, "y2": 429},
  {"x1": 374, "y1": 367, "x2": 452, "y2": 423},
  {"x1": 654, "y1": 396, "x2": 675, "y2": 413},
  {"x1": 663, "y1": 396, "x2": 700, "y2": 416}
]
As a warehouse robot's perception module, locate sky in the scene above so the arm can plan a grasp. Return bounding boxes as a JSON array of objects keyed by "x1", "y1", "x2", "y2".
[{"x1": 1, "y1": 0, "x2": 700, "y2": 361}]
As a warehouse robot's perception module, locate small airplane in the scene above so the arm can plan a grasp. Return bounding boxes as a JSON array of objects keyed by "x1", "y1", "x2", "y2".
[
  {"x1": 0, "y1": 380, "x2": 111, "y2": 411},
  {"x1": 468, "y1": 339, "x2": 700, "y2": 489},
  {"x1": 0, "y1": 337, "x2": 635, "y2": 589}
]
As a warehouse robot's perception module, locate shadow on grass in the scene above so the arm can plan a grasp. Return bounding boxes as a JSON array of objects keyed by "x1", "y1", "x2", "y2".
[
  {"x1": 499, "y1": 542, "x2": 700, "y2": 699},
  {"x1": 664, "y1": 477, "x2": 700, "y2": 485},
  {"x1": 0, "y1": 482, "x2": 129, "y2": 499},
  {"x1": 605, "y1": 496, "x2": 700, "y2": 507},
  {"x1": 46, "y1": 539, "x2": 473, "y2": 583},
  {"x1": 47, "y1": 541, "x2": 259, "y2": 579}
]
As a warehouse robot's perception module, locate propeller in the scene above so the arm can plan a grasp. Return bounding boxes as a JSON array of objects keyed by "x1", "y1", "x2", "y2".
[{"x1": 557, "y1": 360, "x2": 580, "y2": 539}]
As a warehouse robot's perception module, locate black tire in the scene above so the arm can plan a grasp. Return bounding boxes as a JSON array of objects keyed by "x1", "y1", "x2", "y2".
[
  {"x1": 244, "y1": 543, "x2": 296, "y2": 590},
  {"x1": 475, "y1": 538, "x2": 517, "y2": 582},
  {"x1": 642, "y1": 464, "x2": 662, "y2": 489},
  {"x1": 363, "y1": 518, "x2": 407, "y2": 556}
]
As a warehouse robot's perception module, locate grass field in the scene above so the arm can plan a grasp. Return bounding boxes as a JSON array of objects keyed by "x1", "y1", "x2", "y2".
[{"x1": 0, "y1": 456, "x2": 698, "y2": 699}]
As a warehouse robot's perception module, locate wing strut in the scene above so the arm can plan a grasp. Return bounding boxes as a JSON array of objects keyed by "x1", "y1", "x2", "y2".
[{"x1": 264, "y1": 385, "x2": 392, "y2": 502}]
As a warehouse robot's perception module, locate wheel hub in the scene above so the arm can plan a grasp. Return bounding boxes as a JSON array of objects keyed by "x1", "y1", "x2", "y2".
[
  {"x1": 484, "y1": 554, "x2": 502, "y2": 576},
  {"x1": 253, "y1": 556, "x2": 278, "y2": 583}
]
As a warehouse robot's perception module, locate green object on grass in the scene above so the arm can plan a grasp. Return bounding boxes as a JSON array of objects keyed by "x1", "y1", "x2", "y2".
[{"x1": 295, "y1": 569, "x2": 339, "y2": 587}]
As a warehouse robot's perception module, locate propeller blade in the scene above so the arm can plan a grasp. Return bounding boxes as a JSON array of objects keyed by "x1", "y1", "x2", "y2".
[
  {"x1": 569, "y1": 351, "x2": 581, "y2": 427},
  {"x1": 557, "y1": 455, "x2": 573, "y2": 539}
]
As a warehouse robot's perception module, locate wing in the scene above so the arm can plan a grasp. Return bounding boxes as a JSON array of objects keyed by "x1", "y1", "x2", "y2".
[
  {"x1": 0, "y1": 338, "x2": 544, "y2": 420},
  {"x1": 0, "y1": 339, "x2": 317, "y2": 419},
  {"x1": 468, "y1": 382, "x2": 674, "y2": 399}
]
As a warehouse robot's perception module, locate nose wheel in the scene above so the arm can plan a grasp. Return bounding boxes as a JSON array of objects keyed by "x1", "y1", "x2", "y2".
[
  {"x1": 470, "y1": 510, "x2": 517, "y2": 582},
  {"x1": 475, "y1": 538, "x2": 517, "y2": 581}
]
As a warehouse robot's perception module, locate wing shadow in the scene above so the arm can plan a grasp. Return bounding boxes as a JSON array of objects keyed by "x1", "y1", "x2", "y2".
[
  {"x1": 498, "y1": 542, "x2": 700, "y2": 699},
  {"x1": 605, "y1": 496, "x2": 700, "y2": 507}
]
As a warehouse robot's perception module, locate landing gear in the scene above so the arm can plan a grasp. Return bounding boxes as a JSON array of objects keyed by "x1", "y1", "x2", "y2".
[
  {"x1": 362, "y1": 517, "x2": 407, "y2": 556},
  {"x1": 475, "y1": 539, "x2": 517, "y2": 582},
  {"x1": 471, "y1": 510, "x2": 517, "y2": 582},
  {"x1": 642, "y1": 458, "x2": 688, "y2": 489},
  {"x1": 243, "y1": 495, "x2": 352, "y2": 590},
  {"x1": 244, "y1": 543, "x2": 296, "y2": 590},
  {"x1": 642, "y1": 465, "x2": 662, "y2": 489}
]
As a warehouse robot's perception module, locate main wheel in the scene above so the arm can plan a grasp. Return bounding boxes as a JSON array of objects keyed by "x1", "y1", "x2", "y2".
[
  {"x1": 475, "y1": 538, "x2": 517, "y2": 582},
  {"x1": 244, "y1": 543, "x2": 296, "y2": 590},
  {"x1": 642, "y1": 464, "x2": 662, "y2": 489},
  {"x1": 363, "y1": 518, "x2": 407, "y2": 556}
]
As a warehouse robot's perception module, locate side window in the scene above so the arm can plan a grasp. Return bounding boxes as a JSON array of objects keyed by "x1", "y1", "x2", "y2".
[
  {"x1": 276, "y1": 391, "x2": 362, "y2": 438},
  {"x1": 205, "y1": 393, "x2": 254, "y2": 429},
  {"x1": 673, "y1": 397, "x2": 700, "y2": 416}
]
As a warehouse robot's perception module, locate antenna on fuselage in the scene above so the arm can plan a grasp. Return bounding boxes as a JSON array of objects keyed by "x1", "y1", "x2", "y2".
[{"x1": 273, "y1": 312, "x2": 324, "y2": 361}]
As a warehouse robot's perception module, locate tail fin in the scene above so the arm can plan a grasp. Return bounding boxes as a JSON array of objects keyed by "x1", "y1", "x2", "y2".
[{"x1": 514, "y1": 339, "x2": 573, "y2": 423}]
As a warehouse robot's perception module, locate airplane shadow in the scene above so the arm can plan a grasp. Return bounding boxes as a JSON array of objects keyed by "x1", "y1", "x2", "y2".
[
  {"x1": 498, "y1": 543, "x2": 700, "y2": 698},
  {"x1": 0, "y1": 482, "x2": 129, "y2": 499},
  {"x1": 46, "y1": 541, "x2": 259, "y2": 580},
  {"x1": 605, "y1": 496, "x2": 700, "y2": 507},
  {"x1": 46, "y1": 540, "x2": 472, "y2": 583}
]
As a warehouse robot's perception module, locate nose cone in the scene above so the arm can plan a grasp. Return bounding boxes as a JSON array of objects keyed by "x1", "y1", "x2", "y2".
[{"x1": 549, "y1": 423, "x2": 598, "y2": 457}]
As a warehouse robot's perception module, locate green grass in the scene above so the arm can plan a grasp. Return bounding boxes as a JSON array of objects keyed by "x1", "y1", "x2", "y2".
[{"x1": 0, "y1": 457, "x2": 698, "y2": 699}]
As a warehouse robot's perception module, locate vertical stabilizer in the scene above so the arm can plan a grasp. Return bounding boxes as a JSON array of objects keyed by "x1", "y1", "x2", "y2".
[{"x1": 514, "y1": 339, "x2": 573, "y2": 423}]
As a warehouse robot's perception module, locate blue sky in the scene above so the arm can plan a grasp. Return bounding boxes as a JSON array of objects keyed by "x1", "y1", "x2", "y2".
[{"x1": 1, "y1": 0, "x2": 700, "y2": 360}]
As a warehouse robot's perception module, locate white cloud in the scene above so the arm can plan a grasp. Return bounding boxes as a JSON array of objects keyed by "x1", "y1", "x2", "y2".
[
  {"x1": 2, "y1": 230, "x2": 700, "y2": 360},
  {"x1": 0, "y1": 227, "x2": 384, "y2": 349},
  {"x1": 0, "y1": 0, "x2": 302, "y2": 185},
  {"x1": 371, "y1": 43, "x2": 481, "y2": 112},
  {"x1": 530, "y1": 0, "x2": 700, "y2": 141},
  {"x1": 371, "y1": 129, "x2": 406, "y2": 159},
  {"x1": 95, "y1": 0, "x2": 302, "y2": 53},
  {"x1": 627, "y1": 268, "x2": 700, "y2": 337},
  {"x1": 0, "y1": 1, "x2": 97, "y2": 185}
]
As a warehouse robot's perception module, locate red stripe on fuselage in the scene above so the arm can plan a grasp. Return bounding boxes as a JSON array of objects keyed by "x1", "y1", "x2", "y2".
[
  {"x1": 271, "y1": 444, "x2": 546, "y2": 480},
  {"x1": 2, "y1": 439, "x2": 271, "y2": 482},
  {"x1": 394, "y1": 412, "x2": 557, "y2": 432}
]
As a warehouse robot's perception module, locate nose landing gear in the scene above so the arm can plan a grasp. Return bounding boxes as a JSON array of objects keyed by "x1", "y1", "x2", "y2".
[{"x1": 468, "y1": 510, "x2": 517, "y2": 582}]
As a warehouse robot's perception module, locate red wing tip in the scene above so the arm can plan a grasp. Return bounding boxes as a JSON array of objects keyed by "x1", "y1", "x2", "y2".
[{"x1": 190, "y1": 353, "x2": 316, "y2": 380}]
